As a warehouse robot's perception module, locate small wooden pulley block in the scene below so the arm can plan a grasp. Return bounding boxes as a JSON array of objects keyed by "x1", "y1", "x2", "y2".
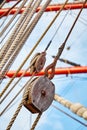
[
  {"x1": 23, "y1": 76, "x2": 55, "y2": 113},
  {"x1": 29, "y1": 52, "x2": 46, "y2": 74}
]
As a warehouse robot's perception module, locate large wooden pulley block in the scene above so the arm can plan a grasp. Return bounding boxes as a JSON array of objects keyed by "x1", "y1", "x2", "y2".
[{"x1": 23, "y1": 76, "x2": 55, "y2": 113}]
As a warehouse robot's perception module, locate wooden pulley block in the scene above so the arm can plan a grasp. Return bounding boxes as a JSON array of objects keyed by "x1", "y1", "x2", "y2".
[
  {"x1": 35, "y1": 52, "x2": 46, "y2": 73},
  {"x1": 23, "y1": 76, "x2": 55, "y2": 113},
  {"x1": 30, "y1": 53, "x2": 40, "y2": 67},
  {"x1": 30, "y1": 52, "x2": 46, "y2": 74}
]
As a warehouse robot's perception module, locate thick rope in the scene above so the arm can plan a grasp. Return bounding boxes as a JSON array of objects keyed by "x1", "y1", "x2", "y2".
[
  {"x1": 0, "y1": 0, "x2": 21, "y2": 29},
  {"x1": 44, "y1": 0, "x2": 87, "y2": 80},
  {"x1": 0, "y1": 0, "x2": 68, "y2": 98},
  {"x1": 30, "y1": 113, "x2": 42, "y2": 130},
  {"x1": 0, "y1": 0, "x2": 52, "y2": 97},
  {"x1": 3, "y1": 0, "x2": 68, "y2": 77},
  {"x1": 0, "y1": 65, "x2": 30, "y2": 102},
  {"x1": 53, "y1": 104, "x2": 87, "y2": 127},
  {"x1": 0, "y1": 0, "x2": 27, "y2": 37},
  {"x1": 0, "y1": 0, "x2": 21, "y2": 19},
  {"x1": 1, "y1": 0, "x2": 69, "y2": 75},
  {"x1": 6, "y1": 74, "x2": 35, "y2": 130},
  {"x1": 6, "y1": 102, "x2": 23, "y2": 130},
  {"x1": 0, "y1": 0, "x2": 42, "y2": 80},
  {"x1": 0, "y1": 0, "x2": 6, "y2": 9},
  {"x1": 0, "y1": 0, "x2": 42, "y2": 96},
  {"x1": 54, "y1": 94, "x2": 87, "y2": 120},
  {"x1": 0, "y1": 78, "x2": 30, "y2": 115},
  {"x1": 0, "y1": 0, "x2": 34, "y2": 64}
]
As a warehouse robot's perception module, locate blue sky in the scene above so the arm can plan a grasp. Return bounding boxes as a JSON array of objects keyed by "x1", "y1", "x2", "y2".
[{"x1": 0, "y1": 0, "x2": 87, "y2": 130}]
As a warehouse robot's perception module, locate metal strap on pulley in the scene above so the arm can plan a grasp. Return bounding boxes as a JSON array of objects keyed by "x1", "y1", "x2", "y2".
[{"x1": 23, "y1": 76, "x2": 55, "y2": 113}]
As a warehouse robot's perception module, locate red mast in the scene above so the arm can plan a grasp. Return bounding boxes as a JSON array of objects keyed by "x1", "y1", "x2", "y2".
[
  {"x1": 0, "y1": 2, "x2": 87, "y2": 16},
  {"x1": 5, "y1": 66, "x2": 87, "y2": 78}
]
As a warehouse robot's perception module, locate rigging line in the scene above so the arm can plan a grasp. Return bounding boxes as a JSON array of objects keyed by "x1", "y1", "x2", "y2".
[
  {"x1": 0, "y1": 76, "x2": 33, "y2": 115},
  {"x1": 30, "y1": 113, "x2": 42, "y2": 130},
  {"x1": 70, "y1": 10, "x2": 87, "y2": 25},
  {"x1": 44, "y1": 0, "x2": 86, "y2": 80},
  {"x1": 0, "y1": 0, "x2": 52, "y2": 99},
  {"x1": 0, "y1": 15, "x2": 20, "y2": 45},
  {"x1": 66, "y1": 26, "x2": 87, "y2": 50},
  {"x1": 0, "y1": 0, "x2": 34, "y2": 85},
  {"x1": 0, "y1": 0, "x2": 42, "y2": 75},
  {"x1": 69, "y1": 11, "x2": 87, "y2": 26},
  {"x1": 0, "y1": 0, "x2": 69, "y2": 99},
  {"x1": 0, "y1": 0, "x2": 69, "y2": 79},
  {"x1": 0, "y1": 0, "x2": 34, "y2": 63},
  {"x1": 6, "y1": 102, "x2": 23, "y2": 130},
  {"x1": 0, "y1": 0, "x2": 26, "y2": 36},
  {"x1": 0, "y1": 0, "x2": 44, "y2": 93},
  {"x1": 0, "y1": 65, "x2": 31, "y2": 104},
  {"x1": 25, "y1": 0, "x2": 69, "y2": 52},
  {"x1": 44, "y1": 9, "x2": 70, "y2": 51},
  {"x1": 0, "y1": 0, "x2": 4, "y2": 4},
  {"x1": 63, "y1": 0, "x2": 87, "y2": 44},
  {"x1": 52, "y1": 104, "x2": 87, "y2": 127},
  {"x1": 0, "y1": 0, "x2": 21, "y2": 28},
  {"x1": 0, "y1": 0, "x2": 69, "y2": 100},
  {"x1": 5, "y1": 72, "x2": 39, "y2": 130},
  {"x1": 1, "y1": 0, "x2": 21, "y2": 18},
  {"x1": 29, "y1": 113, "x2": 32, "y2": 130},
  {"x1": 50, "y1": 53, "x2": 81, "y2": 66},
  {"x1": 0, "y1": 0, "x2": 21, "y2": 34},
  {"x1": 0, "y1": 0, "x2": 68, "y2": 68},
  {"x1": 0, "y1": 0, "x2": 21, "y2": 19},
  {"x1": 0, "y1": 0, "x2": 6, "y2": 9},
  {"x1": 3, "y1": 96, "x2": 21, "y2": 115}
]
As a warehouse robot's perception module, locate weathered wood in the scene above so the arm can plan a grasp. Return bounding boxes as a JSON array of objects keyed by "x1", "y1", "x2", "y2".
[{"x1": 23, "y1": 76, "x2": 55, "y2": 113}]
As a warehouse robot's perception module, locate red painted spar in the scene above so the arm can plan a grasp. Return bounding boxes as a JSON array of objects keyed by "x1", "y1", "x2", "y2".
[
  {"x1": 5, "y1": 66, "x2": 87, "y2": 78},
  {"x1": 0, "y1": 3, "x2": 87, "y2": 16}
]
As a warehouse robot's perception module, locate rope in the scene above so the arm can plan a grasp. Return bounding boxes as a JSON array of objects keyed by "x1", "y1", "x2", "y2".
[
  {"x1": 1, "y1": 71, "x2": 37, "y2": 116},
  {"x1": 45, "y1": 9, "x2": 69, "y2": 51},
  {"x1": 0, "y1": 0, "x2": 34, "y2": 64},
  {"x1": 0, "y1": 0, "x2": 68, "y2": 63},
  {"x1": 64, "y1": 0, "x2": 87, "y2": 44},
  {"x1": 52, "y1": 104, "x2": 87, "y2": 127},
  {"x1": 54, "y1": 94, "x2": 87, "y2": 120},
  {"x1": 0, "y1": 0, "x2": 6, "y2": 9},
  {"x1": 6, "y1": 102, "x2": 23, "y2": 130},
  {"x1": 4, "y1": 0, "x2": 68, "y2": 75},
  {"x1": 30, "y1": 113, "x2": 42, "y2": 130},
  {"x1": 44, "y1": 0, "x2": 87, "y2": 80},
  {"x1": 0, "y1": 0, "x2": 42, "y2": 80},
  {"x1": 6, "y1": 74, "x2": 34, "y2": 130},
  {"x1": 0, "y1": 15, "x2": 20, "y2": 45},
  {"x1": 0, "y1": 0, "x2": 68, "y2": 101},
  {"x1": 0, "y1": 79, "x2": 30, "y2": 115},
  {"x1": 6, "y1": 71, "x2": 42, "y2": 130},
  {"x1": 0, "y1": 0, "x2": 34, "y2": 85},
  {"x1": 0, "y1": 0, "x2": 27, "y2": 37},
  {"x1": 0, "y1": 0, "x2": 21, "y2": 19},
  {"x1": 0, "y1": 65, "x2": 30, "y2": 102},
  {"x1": 0, "y1": 0, "x2": 52, "y2": 97}
]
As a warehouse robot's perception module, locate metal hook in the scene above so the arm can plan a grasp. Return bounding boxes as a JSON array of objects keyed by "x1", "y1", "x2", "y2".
[{"x1": 44, "y1": 62, "x2": 56, "y2": 80}]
